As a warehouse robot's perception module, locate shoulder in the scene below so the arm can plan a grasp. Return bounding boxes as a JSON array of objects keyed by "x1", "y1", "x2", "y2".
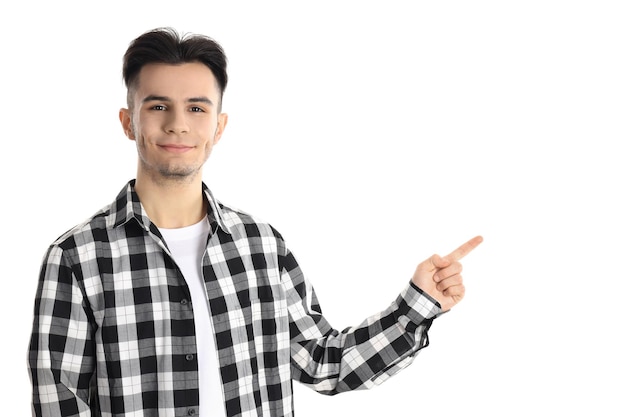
[
  {"x1": 49, "y1": 182, "x2": 136, "y2": 252},
  {"x1": 217, "y1": 201, "x2": 284, "y2": 241},
  {"x1": 49, "y1": 203, "x2": 113, "y2": 252}
]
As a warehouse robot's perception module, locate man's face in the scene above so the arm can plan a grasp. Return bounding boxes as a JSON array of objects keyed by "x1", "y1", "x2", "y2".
[{"x1": 119, "y1": 62, "x2": 227, "y2": 183}]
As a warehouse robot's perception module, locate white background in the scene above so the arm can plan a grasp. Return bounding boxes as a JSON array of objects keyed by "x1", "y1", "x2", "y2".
[{"x1": 1, "y1": 1, "x2": 625, "y2": 416}]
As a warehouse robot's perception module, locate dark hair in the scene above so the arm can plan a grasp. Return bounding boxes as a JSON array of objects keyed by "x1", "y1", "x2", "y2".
[{"x1": 122, "y1": 27, "x2": 228, "y2": 109}]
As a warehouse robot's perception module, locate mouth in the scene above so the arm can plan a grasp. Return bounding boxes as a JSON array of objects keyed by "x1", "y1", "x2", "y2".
[{"x1": 158, "y1": 144, "x2": 195, "y2": 154}]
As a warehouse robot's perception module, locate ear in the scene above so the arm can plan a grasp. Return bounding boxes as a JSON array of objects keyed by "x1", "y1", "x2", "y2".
[
  {"x1": 119, "y1": 108, "x2": 135, "y2": 140},
  {"x1": 213, "y1": 113, "x2": 229, "y2": 145}
]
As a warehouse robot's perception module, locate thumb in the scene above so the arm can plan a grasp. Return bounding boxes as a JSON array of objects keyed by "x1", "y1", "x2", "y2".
[{"x1": 430, "y1": 254, "x2": 451, "y2": 270}]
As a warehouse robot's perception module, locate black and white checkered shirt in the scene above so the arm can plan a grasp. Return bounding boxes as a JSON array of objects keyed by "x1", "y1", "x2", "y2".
[{"x1": 28, "y1": 180, "x2": 441, "y2": 417}]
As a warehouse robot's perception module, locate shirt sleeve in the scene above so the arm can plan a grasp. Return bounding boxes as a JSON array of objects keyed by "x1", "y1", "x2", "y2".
[
  {"x1": 280, "y1": 244, "x2": 441, "y2": 395},
  {"x1": 28, "y1": 244, "x2": 96, "y2": 417}
]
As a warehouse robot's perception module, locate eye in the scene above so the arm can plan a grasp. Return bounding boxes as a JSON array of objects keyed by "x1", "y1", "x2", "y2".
[
  {"x1": 151, "y1": 104, "x2": 167, "y2": 111},
  {"x1": 189, "y1": 106, "x2": 205, "y2": 113}
]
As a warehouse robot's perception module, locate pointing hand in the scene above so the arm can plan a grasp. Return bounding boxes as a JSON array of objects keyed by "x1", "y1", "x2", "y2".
[{"x1": 411, "y1": 236, "x2": 483, "y2": 312}]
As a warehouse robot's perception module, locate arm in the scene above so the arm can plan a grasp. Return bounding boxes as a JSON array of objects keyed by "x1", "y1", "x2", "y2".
[
  {"x1": 282, "y1": 247, "x2": 441, "y2": 395},
  {"x1": 28, "y1": 245, "x2": 96, "y2": 417},
  {"x1": 284, "y1": 235, "x2": 483, "y2": 395}
]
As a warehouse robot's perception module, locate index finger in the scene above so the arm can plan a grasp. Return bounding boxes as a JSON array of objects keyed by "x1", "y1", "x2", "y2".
[{"x1": 444, "y1": 235, "x2": 483, "y2": 262}]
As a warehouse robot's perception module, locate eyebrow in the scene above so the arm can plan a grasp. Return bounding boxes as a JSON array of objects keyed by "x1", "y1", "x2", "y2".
[{"x1": 142, "y1": 95, "x2": 214, "y2": 106}]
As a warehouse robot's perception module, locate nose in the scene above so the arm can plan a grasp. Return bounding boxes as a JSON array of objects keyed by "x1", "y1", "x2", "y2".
[{"x1": 163, "y1": 108, "x2": 189, "y2": 134}]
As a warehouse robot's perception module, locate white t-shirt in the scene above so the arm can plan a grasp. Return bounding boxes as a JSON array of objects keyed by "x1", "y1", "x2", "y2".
[{"x1": 160, "y1": 217, "x2": 226, "y2": 417}]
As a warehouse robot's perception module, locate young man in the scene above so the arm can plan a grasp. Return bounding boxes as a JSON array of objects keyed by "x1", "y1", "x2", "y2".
[{"x1": 28, "y1": 27, "x2": 482, "y2": 417}]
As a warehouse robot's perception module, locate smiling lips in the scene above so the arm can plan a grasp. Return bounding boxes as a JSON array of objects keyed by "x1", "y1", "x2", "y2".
[{"x1": 159, "y1": 144, "x2": 195, "y2": 153}]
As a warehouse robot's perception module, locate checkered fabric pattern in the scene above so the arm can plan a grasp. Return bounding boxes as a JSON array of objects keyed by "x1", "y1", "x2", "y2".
[{"x1": 28, "y1": 180, "x2": 441, "y2": 417}]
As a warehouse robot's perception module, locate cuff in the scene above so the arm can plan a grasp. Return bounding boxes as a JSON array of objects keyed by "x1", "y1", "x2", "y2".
[{"x1": 396, "y1": 281, "x2": 442, "y2": 324}]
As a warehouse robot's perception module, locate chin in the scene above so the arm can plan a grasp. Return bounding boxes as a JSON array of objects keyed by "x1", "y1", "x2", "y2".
[{"x1": 158, "y1": 165, "x2": 201, "y2": 181}]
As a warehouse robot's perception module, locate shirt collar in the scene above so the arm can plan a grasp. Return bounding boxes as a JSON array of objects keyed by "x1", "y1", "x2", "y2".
[{"x1": 110, "y1": 180, "x2": 233, "y2": 234}]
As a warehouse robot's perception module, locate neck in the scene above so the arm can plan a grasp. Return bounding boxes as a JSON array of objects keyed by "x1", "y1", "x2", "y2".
[{"x1": 134, "y1": 171, "x2": 206, "y2": 229}]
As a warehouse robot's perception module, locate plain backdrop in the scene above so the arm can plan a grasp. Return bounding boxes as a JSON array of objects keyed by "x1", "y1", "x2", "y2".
[{"x1": 2, "y1": 1, "x2": 624, "y2": 416}]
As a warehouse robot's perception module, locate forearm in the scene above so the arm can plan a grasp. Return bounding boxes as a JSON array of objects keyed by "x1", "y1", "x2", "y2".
[{"x1": 290, "y1": 281, "x2": 441, "y2": 394}]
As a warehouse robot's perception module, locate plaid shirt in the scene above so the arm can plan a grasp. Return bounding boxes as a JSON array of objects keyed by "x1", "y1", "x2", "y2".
[{"x1": 28, "y1": 180, "x2": 441, "y2": 417}]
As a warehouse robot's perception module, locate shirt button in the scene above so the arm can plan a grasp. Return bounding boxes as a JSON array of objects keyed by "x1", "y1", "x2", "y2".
[
  {"x1": 185, "y1": 354, "x2": 194, "y2": 361},
  {"x1": 187, "y1": 408, "x2": 196, "y2": 416},
  {"x1": 180, "y1": 299, "x2": 189, "y2": 305}
]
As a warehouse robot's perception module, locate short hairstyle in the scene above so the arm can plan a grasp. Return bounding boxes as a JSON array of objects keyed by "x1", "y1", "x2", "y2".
[{"x1": 122, "y1": 27, "x2": 228, "y2": 110}]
